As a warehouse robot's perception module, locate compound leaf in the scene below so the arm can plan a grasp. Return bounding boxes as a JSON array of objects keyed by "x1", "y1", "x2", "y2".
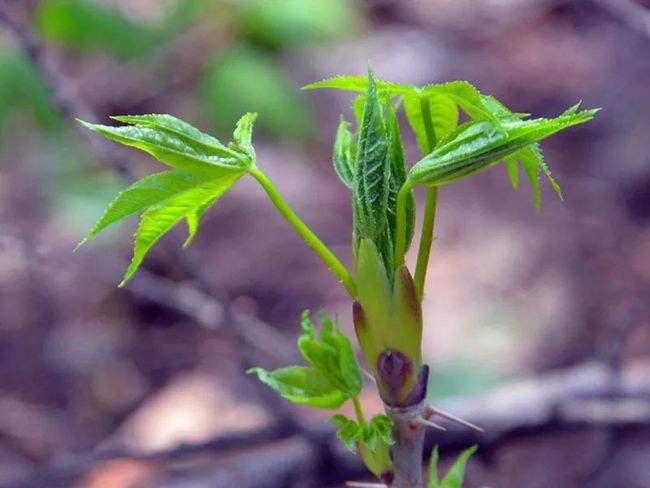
[
  {"x1": 79, "y1": 113, "x2": 254, "y2": 172},
  {"x1": 122, "y1": 170, "x2": 243, "y2": 285}
]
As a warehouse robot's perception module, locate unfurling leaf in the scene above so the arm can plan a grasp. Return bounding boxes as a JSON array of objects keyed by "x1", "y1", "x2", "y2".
[
  {"x1": 79, "y1": 113, "x2": 254, "y2": 172},
  {"x1": 248, "y1": 366, "x2": 347, "y2": 408},
  {"x1": 79, "y1": 113, "x2": 257, "y2": 284},
  {"x1": 353, "y1": 70, "x2": 390, "y2": 245},
  {"x1": 298, "y1": 311, "x2": 362, "y2": 397},
  {"x1": 330, "y1": 414, "x2": 393, "y2": 453},
  {"x1": 332, "y1": 118, "x2": 356, "y2": 188},
  {"x1": 429, "y1": 445, "x2": 478, "y2": 488},
  {"x1": 250, "y1": 311, "x2": 362, "y2": 409},
  {"x1": 407, "y1": 106, "x2": 598, "y2": 206},
  {"x1": 330, "y1": 414, "x2": 393, "y2": 479}
]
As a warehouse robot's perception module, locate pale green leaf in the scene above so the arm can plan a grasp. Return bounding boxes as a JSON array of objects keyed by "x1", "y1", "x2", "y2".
[
  {"x1": 232, "y1": 112, "x2": 258, "y2": 157},
  {"x1": 332, "y1": 118, "x2": 356, "y2": 188},
  {"x1": 408, "y1": 106, "x2": 598, "y2": 193},
  {"x1": 303, "y1": 75, "x2": 411, "y2": 96},
  {"x1": 330, "y1": 414, "x2": 393, "y2": 453},
  {"x1": 110, "y1": 114, "x2": 242, "y2": 161},
  {"x1": 505, "y1": 158, "x2": 520, "y2": 190},
  {"x1": 248, "y1": 366, "x2": 347, "y2": 409},
  {"x1": 404, "y1": 92, "x2": 459, "y2": 154},
  {"x1": 440, "y1": 445, "x2": 478, "y2": 488},
  {"x1": 78, "y1": 119, "x2": 247, "y2": 172},
  {"x1": 331, "y1": 414, "x2": 360, "y2": 452},
  {"x1": 77, "y1": 169, "x2": 229, "y2": 248},
  {"x1": 121, "y1": 170, "x2": 242, "y2": 285},
  {"x1": 429, "y1": 447, "x2": 441, "y2": 488},
  {"x1": 298, "y1": 311, "x2": 362, "y2": 397}
]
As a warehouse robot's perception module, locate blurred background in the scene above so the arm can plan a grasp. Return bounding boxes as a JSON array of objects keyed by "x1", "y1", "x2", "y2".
[{"x1": 0, "y1": 1, "x2": 648, "y2": 487}]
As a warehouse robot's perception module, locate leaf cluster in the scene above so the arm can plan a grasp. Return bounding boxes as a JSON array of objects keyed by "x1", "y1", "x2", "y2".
[
  {"x1": 248, "y1": 311, "x2": 362, "y2": 409},
  {"x1": 330, "y1": 413, "x2": 393, "y2": 453}
]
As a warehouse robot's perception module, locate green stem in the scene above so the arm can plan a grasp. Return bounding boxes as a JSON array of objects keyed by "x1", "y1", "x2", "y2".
[
  {"x1": 414, "y1": 187, "x2": 437, "y2": 300},
  {"x1": 352, "y1": 396, "x2": 366, "y2": 425},
  {"x1": 413, "y1": 95, "x2": 440, "y2": 300},
  {"x1": 394, "y1": 182, "x2": 413, "y2": 267},
  {"x1": 249, "y1": 166, "x2": 357, "y2": 298}
]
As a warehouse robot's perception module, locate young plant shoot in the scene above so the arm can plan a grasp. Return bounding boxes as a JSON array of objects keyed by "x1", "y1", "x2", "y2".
[{"x1": 78, "y1": 70, "x2": 597, "y2": 487}]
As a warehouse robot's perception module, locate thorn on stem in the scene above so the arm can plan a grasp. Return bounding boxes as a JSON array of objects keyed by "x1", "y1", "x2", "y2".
[
  {"x1": 346, "y1": 482, "x2": 388, "y2": 488},
  {"x1": 426, "y1": 404, "x2": 485, "y2": 432},
  {"x1": 411, "y1": 417, "x2": 447, "y2": 431}
]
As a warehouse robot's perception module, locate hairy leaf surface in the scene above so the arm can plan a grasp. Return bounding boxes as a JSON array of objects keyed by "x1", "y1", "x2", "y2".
[
  {"x1": 408, "y1": 106, "x2": 597, "y2": 205},
  {"x1": 353, "y1": 71, "x2": 390, "y2": 244},
  {"x1": 80, "y1": 113, "x2": 257, "y2": 284}
]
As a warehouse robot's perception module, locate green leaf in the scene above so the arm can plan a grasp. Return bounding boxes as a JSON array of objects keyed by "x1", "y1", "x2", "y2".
[
  {"x1": 303, "y1": 75, "x2": 411, "y2": 96},
  {"x1": 332, "y1": 119, "x2": 356, "y2": 188},
  {"x1": 385, "y1": 106, "x2": 415, "y2": 256},
  {"x1": 77, "y1": 169, "x2": 233, "y2": 248},
  {"x1": 407, "y1": 106, "x2": 598, "y2": 205},
  {"x1": 429, "y1": 445, "x2": 477, "y2": 488},
  {"x1": 429, "y1": 447, "x2": 441, "y2": 488},
  {"x1": 441, "y1": 445, "x2": 478, "y2": 488},
  {"x1": 122, "y1": 170, "x2": 243, "y2": 285},
  {"x1": 79, "y1": 113, "x2": 258, "y2": 284},
  {"x1": 423, "y1": 81, "x2": 500, "y2": 126},
  {"x1": 78, "y1": 116, "x2": 251, "y2": 172},
  {"x1": 298, "y1": 311, "x2": 362, "y2": 397},
  {"x1": 330, "y1": 414, "x2": 360, "y2": 452},
  {"x1": 110, "y1": 114, "x2": 247, "y2": 162},
  {"x1": 248, "y1": 366, "x2": 347, "y2": 409},
  {"x1": 353, "y1": 70, "x2": 391, "y2": 245},
  {"x1": 232, "y1": 112, "x2": 258, "y2": 157},
  {"x1": 330, "y1": 414, "x2": 393, "y2": 453},
  {"x1": 404, "y1": 92, "x2": 458, "y2": 154}
]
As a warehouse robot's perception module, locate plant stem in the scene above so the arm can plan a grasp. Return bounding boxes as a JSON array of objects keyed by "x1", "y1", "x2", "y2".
[
  {"x1": 414, "y1": 94, "x2": 440, "y2": 301},
  {"x1": 394, "y1": 182, "x2": 413, "y2": 267},
  {"x1": 352, "y1": 396, "x2": 366, "y2": 425},
  {"x1": 413, "y1": 187, "x2": 437, "y2": 300},
  {"x1": 249, "y1": 166, "x2": 357, "y2": 297},
  {"x1": 386, "y1": 401, "x2": 427, "y2": 488}
]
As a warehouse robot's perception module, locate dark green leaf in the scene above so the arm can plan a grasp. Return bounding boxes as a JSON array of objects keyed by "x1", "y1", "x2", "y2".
[
  {"x1": 248, "y1": 366, "x2": 347, "y2": 409},
  {"x1": 332, "y1": 119, "x2": 356, "y2": 188}
]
